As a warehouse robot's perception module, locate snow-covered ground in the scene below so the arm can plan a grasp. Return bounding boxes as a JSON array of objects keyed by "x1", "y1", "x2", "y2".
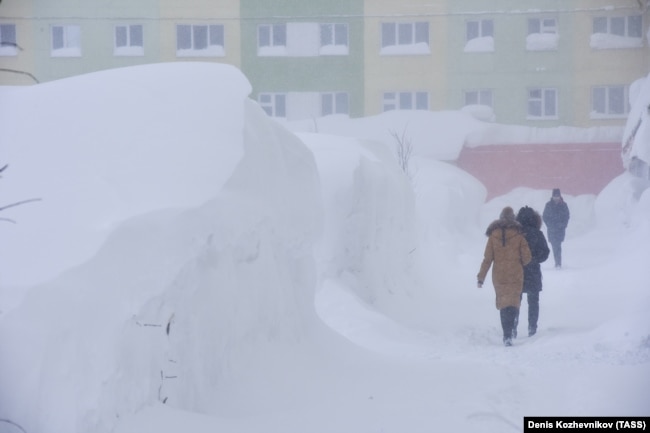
[{"x1": 0, "y1": 63, "x2": 648, "y2": 433}]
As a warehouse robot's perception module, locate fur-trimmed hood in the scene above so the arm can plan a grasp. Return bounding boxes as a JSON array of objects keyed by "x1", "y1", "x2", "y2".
[
  {"x1": 485, "y1": 218, "x2": 523, "y2": 247},
  {"x1": 485, "y1": 219, "x2": 522, "y2": 236}
]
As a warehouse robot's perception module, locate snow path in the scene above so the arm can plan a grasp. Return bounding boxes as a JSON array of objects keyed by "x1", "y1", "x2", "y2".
[{"x1": 315, "y1": 228, "x2": 650, "y2": 424}]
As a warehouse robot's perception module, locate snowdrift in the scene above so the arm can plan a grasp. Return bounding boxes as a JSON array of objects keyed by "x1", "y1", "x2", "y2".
[
  {"x1": 0, "y1": 63, "x2": 325, "y2": 433},
  {"x1": 0, "y1": 63, "x2": 250, "y2": 287},
  {"x1": 1, "y1": 62, "x2": 648, "y2": 433}
]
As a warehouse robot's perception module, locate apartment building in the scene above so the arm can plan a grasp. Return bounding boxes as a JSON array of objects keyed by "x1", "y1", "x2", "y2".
[
  {"x1": 363, "y1": 0, "x2": 448, "y2": 115},
  {"x1": 0, "y1": 0, "x2": 241, "y2": 85},
  {"x1": 239, "y1": 0, "x2": 364, "y2": 119},
  {"x1": 446, "y1": 0, "x2": 649, "y2": 127},
  {"x1": 1, "y1": 0, "x2": 648, "y2": 129}
]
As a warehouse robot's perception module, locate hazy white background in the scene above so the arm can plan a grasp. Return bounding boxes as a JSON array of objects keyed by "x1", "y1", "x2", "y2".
[{"x1": 0, "y1": 62, "x2": 648, "y2": 433}]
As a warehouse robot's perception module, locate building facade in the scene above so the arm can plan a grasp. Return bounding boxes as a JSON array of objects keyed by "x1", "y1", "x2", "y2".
[
  {"x1": 1, "y1": 0, "x2": 648, "y2": 128},
  {"x1": 239, "y1": 0, "x2": 365, "y2": 119}
]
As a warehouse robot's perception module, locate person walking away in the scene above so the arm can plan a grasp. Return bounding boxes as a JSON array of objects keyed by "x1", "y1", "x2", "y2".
[
  {"x1": 515, "y1": 206, "x2": 550, "y2": 337},
  {"x1": 477, "y1": 207, "x2": 532, "y2": 346},
  {"x1": 542, "y1": 188, "x2": 570, "y2": 269}
]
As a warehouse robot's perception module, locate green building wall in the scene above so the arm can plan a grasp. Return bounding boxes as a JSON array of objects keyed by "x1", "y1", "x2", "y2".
[
  {"x1": 239, "y1": 0, "x2": 365, "y2": 118},
  {"x1": 445, "y1": 0, "x2": 575, "y2": 127},
  {"x1": 29, "y1": 0, "x2": 160, "y2": 83}
]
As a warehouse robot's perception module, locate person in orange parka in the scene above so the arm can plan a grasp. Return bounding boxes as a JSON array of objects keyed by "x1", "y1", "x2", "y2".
[{"x1": 477, "y1": 206, "x2": 532, "y2": 346}]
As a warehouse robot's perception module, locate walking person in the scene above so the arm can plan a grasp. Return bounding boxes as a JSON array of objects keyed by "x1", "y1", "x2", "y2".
[
  {"x1": 542, "y1": 188, "x2": 570, "y2": 269},
  {"x1": 515, "y1": 206, "x2": 550, "y2": 337},
  {"x1": 477, "y1": 207, "x2": 532, "y2": 346}
]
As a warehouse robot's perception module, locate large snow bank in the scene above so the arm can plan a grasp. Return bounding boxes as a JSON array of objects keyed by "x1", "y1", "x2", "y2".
[
  {"x1": 301, "y1": 133, "x2": 421, "y2": 322},
  {"x1": 0, "y1": 63, "x2": 250, "y2": 287},
  {"x1": 0, "y1": 63, "x2": 324, "y2": 433},
  {"x1": 283, "y1": 109, "x2": 624, "y2": 166},
  {"x1": 0, "y1": 61, "x2": 649, "y2": 433},
  {"x1": 285, "y1": 110, "x2": 483, "y2": 161}
]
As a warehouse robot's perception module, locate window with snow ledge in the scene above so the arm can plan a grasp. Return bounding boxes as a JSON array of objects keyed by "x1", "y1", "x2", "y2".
[
  {"x1": 383, "y1": 91, "x2": 429, "y2": 111},
  {"x1": 591, "y1": 85, "x2": 629, "y2": 119},
  {"x1": 51, "y1": 25, "x2": 81, "y2": 57},
  {"x1": 258, "y1": 23, "x2": 287, "y2": 56},
  {"x1": 0, "y1": 24, "x2": 18, "y2": 56},
  {"x1": 591, "y1": 15, "x2": 643, "y2": 49},
  {"x1": 527, "y1": 17, "x2": 558, "y2": 51},
  {"x1": 320, "y1": 23, "x2": 349, "y2": 56},
  {"x1": 380, "y1": 22, "x2": 430, "y2": 56},
  {"x1": 259, "y1": 22, "x2": 339, "y2": 57},
  {"x1": 176, "y1": 24, "x2": 225, "y2": 58},
  {"x1": 465, "y1": 19, "x2": 493, "y2": 52},
  {"x1": 527, "y1": 88, "x2": 557, "y2": 120},
  {"x1": 114, "y1": 24, "x2": 144, "y2": 57}
]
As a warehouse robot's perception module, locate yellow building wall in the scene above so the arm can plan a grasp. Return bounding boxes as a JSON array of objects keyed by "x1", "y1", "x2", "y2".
[
  {"x1": 570, "y1": 0, "x2": 650, "y2": 127},
  {"x1": 158, "y1": 0, "x2": 241, "y2": 68},
  {"x1": 0, "y1": 0, "x2": 37, "y2": 85},
  {"x1": 363, "y1": 0, "x2": 447, "y2": 115}
]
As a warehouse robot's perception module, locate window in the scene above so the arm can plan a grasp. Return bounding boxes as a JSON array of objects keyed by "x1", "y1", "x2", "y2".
[
  {"x1": 51, "y1": 25, "x2": 81, "y2": 57},
  {"x1": 380, "y1": 22, "x2": 430, "y2": 55},
  {"x1": 527, "y1": 88, "x2": 557, "y2": 119},
  {"x1": 320, "y1": 23, "x2": 349, "y2": 55},
  {"x1": 383, "y1": 92, "x2": 429, "y2": 111},
  {"x1": 321, "y1": 92, "x2": 349, "y2": 116},
  {"x1": 464, "y1": 89, "x2": 493, "y2": 107},
  {"x1": 0, "y1": 23, "x2": 17, "y2": 56},
  {"x1": 258, "y1": 93, "x2": 287, "y2": 117},
  {"x1": 591, "y1": 15, "x2": 643, "y2": 49},
  {"x1": 114, "y1": 24, "x2": 143, "y2": 56},
  {"x1": 176, "y1": 24, "x2": 225, "y2": 57},
  {"x1": 465, "y1": 19, "x2": 494, "y2": 52},
  {"x1": 527, "y1": 17, "x2": 558, "y2": 51},
  {"x1": 258, "y1": 24, "x2": 287, "y2": 56},
  {"x1": 259, "y1": 22, "x2": 348, "y2": 57},
  {"x1": 592, "y1": 85, "x2": 628, "y2": 118}
]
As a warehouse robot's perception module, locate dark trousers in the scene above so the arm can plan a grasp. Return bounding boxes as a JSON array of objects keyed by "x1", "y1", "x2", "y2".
[
  {"x1": 500, "y1": 306, "x2": 519, "y2": 340},
  {"x1": 550, "y1": 241, "x2": 562, "y2": 266},
  {"x1": 515, "y1": 292, "x2": 540, "y2": 333}
]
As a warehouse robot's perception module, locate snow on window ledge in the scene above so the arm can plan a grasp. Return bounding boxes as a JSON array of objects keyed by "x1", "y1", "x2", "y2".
[
  {"x1": 114, "y1": 46, "x2": 144, "y2": 57},
  {"x1": 380, "y1": 42, "x2": 430, "y2": 56},
  {"x1": 526, "y1": 115, "x2": 559, "y2": 121},
  {"x1": 590, "y1": 111, "x2": 627, "y2": 120},
  {"x1": 0, "y1": 46, "x2": 18, "y2": 56},
  {"x1": 177, "y1": 46, "x2": 225, "y2": 58},
  {"x1": 464, "y1": 36, "x2": 494, "y2": 53},
  {"x1": 319, "y1": 45, "x2": 349, "y2": 56},
  {"x1": 526, "y1": 33, "x2": 559, "y2": 51},
  {"x1": 590, "y1": 33, "x2": 643, "y2": 50},
  {"x1": 51, "y1": 47, "x2": 82, "y2": 57},
  {"x1": 258, "y1": 46, "x2": 288, "y2": 57}
]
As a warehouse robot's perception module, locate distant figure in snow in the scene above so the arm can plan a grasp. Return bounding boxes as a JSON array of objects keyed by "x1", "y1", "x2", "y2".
[
  {"x1": 542, "y1": 188, "x2": 570, "y2": 269},
  {"x1": 477, "y1": 206, "x2": 532, "y2": 346},
  {"x1": 515, "y1": 206, "x2": 550, "y2": 337}
]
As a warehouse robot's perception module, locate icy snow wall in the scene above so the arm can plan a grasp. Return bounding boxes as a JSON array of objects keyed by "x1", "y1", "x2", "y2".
[{"x1": 0, "y1": 63, "x2": 322, "y2": 433}]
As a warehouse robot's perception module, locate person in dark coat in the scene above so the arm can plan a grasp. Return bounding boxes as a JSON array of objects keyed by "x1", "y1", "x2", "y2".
[
  {"x1": 542, "y1": 188, "x2": 570, "y2": 269},
  {"x1": 515, "y1": 206, "x2": 550, "y2": 337},
  {"x1": 477, "y1": 206, "x2": 532, "y2": 347}
]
